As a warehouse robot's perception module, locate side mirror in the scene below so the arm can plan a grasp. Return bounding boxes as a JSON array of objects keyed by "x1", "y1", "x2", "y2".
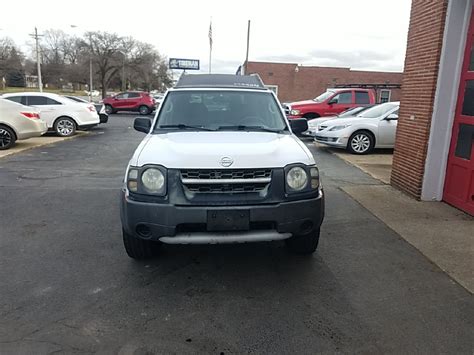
[
  {"x1": 386, "y1": 113, "x2": 398, "y2": 120},
  {"x1": 289, "y1": 118, "x2": 308, "y2": 134},
  {"x1": 328, "y1": 98, "x2": 338, "y2": 105},
  {"x1": 134, "y1": 117, "x2": 151, "y2": 133}
]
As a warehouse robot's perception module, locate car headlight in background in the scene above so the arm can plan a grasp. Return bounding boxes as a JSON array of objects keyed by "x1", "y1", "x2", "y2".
[
  {"x1": 329, "y1": 124, "x2": 351, "y2": 131},
  {"x1": 141, "y1": 168, "x2": 165, "y2": 194},
  {"x1": 286, "y1": 166, "x2": 308, "y2": 191},
  {"x1": 290, "y1": 109, "x2": 301, "y2": 115}
]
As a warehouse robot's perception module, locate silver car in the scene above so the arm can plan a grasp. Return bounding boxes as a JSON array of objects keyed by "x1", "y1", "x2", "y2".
[{"x1": 314, "y1": 102, "x2": 400, "y2": 154}]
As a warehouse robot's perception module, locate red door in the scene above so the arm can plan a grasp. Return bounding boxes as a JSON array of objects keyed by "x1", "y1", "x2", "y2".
[{"x1": 444, "y1": 9, "x2": 474, "y2": 216}]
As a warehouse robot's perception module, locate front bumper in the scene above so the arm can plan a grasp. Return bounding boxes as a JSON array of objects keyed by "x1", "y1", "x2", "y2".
[
  {"x1": 120, "y1": 189, "x2": 325, "y2": 244},
  {"x1": 314, "y1": 132, "x2": 349, "y2": 148}
]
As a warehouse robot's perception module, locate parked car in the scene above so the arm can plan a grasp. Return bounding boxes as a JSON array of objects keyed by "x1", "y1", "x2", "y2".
[
  {"x1": 63, "y1": 96, "x2": 108, "y2": 124},
  {"x1": 120, "y1": 74, "x2": 324, "y2": 259},
  {"x1": 152, "y1": 93, "x2": 165, "y2": 106},
  {"x1": 314, "y1": 102, "x2": 400, "y2": 154},
  {"x1": 2, "y1": 92, "x2": 100, "y2": 137},
  {"x1": 0, "y1": 98, "x2": 47, "y2": 150},
  {"x1": 304, "y1": 105, "x2": 374, "y2": 136},
  {"x1": 102, "y1": 91, "x2": 156, "y2": 115},
  {"x1": 283, "y1": 88, "x2": 376, "y2": 120}
]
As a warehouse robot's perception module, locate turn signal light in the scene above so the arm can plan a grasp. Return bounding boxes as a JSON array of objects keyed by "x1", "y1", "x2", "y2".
[{"x1": 20, "y1": 112, "x2": 40, "y2": 119}]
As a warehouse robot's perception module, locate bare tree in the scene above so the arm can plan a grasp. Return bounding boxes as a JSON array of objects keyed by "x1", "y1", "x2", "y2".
[{"x1": 85, "y1": 31, "x2": 124, "y2": 98}]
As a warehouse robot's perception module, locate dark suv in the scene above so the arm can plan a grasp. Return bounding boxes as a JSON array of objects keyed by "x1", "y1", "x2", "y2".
[{"x1": 103, "y1": 91, "x2": 156, "y2": 115}]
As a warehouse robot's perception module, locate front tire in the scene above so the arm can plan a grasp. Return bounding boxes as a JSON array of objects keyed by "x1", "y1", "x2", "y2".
[
  {"x1": 122, "y1": 228, "x2": 161, "y2": 259},
  {"x1": 139, "y1": 105, "x2": 150, "y2": 115},
  {"x1": 54, "y1": 117, "x2": 76, "y2": 137},
  {"x1": 347, "y1": 131, "x2": 374, "y2": 154},
  {"x1": 0, "y1": 125, "x2": 16, "y2": 150},
  {"x1": 285, "y1": 229, "x2": 320, "y2": 254}
]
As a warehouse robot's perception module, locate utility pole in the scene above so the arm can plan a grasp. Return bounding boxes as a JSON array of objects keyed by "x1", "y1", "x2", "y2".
[
  {"x1": 89, "y1": 57, "x2": 93, "y2": 102},
  {"x1": 122, "y1": 55, "x2": 126, "y2": 91},
  {"x1": 30, "y1": 27, "x2": 43, "y2": 92}
]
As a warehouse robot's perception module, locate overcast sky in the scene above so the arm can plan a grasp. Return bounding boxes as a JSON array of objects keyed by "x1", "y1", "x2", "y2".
[{"x1": 1, "y1": 0, "x2": 411, "y2": 75}]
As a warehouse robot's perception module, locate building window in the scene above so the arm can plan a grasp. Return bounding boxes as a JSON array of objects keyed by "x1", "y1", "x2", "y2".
[
  {"x1": 380, "y1": 90, "x2": 391, "y2": 103},
  {"x1": 265, "y1": 85, "x2": 278, "y2": 96}
]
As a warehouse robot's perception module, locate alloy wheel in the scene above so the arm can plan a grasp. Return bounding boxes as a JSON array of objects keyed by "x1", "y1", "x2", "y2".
[
  {"x1": 57, "y1": 119, "x2": 75, "y2": 136},
  {"x1": 0, "y1": 128, "x2": 12, "y2": 148},
  {"x1": 350, "y1": 133, "x2": 371, "y2": 153}
]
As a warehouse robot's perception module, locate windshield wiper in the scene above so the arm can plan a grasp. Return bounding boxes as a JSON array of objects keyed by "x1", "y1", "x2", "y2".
[
  {"x1": 157, "y1": 124, "x2": 214, "y2": 131},
  {"x1": 216, "y1": 125, "x2": 285, "y2": 133}
]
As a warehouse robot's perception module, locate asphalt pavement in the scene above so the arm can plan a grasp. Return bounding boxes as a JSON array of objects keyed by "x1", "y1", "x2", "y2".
[{"x1": 0, "y1": 114, "x2": 472, "y2": 354}]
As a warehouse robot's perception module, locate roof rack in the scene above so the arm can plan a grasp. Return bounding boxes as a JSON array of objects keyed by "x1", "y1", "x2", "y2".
[
  {"x1": 333, "y1": 83, "x2": 401, "y2": 89},
  {"x1": 175, "y1": 74, "x2": 266, "y2": 90}
]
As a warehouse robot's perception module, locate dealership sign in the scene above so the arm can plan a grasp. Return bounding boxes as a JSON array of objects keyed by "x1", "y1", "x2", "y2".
[{"x1": 169, "y1": 58, "x2": 200, "y2": 70}]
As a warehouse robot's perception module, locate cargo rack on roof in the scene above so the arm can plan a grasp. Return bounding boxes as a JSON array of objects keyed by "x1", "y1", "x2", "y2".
[{"x1": 175, "y1": 74, "x2": 266, "y2": 90}]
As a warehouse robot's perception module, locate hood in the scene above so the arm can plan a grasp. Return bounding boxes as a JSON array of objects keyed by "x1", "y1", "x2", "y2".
[
  {"x1": 308, "y1": 116, "x2": 337, "y2": 127},
  {"x1": 319, "y1": 115, "x2": 368, "y2": 127},
  {"x1": 288, "y1": 99, "x2": 316, "y2": 107},
  {"x1": 132, "y1": 132, "x2": 314, "y2": 168}
]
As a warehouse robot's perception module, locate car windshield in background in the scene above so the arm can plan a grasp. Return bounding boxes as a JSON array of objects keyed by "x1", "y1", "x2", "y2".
[
  {"x1": 338, "y1": 106, "x2": 367, "y2": 118},
  {"x1": 357, "y1": 103, "x2": 398, "y2": 118},
  {"x1": 313, "y1": 91, "x2": 333, "y2": 103},
  {"x1": 154, "y1": 90, "x2": 288, "y2": 132}
]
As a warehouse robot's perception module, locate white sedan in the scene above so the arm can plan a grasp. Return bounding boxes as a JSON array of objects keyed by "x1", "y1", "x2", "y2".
[
  {"x1": 313, "y1": 102, "x2": 400, "y2": 154},
  {"x1": 2, "y1": 92, "x2": 100, "y2": 137},
  {"x1": 0, "y1": 99, "x2": 47, "y2": 150}
]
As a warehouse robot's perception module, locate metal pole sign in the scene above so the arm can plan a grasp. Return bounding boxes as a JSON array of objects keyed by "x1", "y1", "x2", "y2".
[{"x1": 169, "y1": 58, "x2": 200, "y2": 70}]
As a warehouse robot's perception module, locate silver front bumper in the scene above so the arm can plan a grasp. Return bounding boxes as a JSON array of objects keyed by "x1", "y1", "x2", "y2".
[{"x1": 159, "y1": 230, "x2": 292, "y2": 244}]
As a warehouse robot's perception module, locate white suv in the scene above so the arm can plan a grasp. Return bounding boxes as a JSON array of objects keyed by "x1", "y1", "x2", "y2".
[
  {"x1": 120, "y1": 74, "x2": 325, "y2": 259},
  {"x1": 2, "y1": 92, "x2": 100, "y2": 137}
]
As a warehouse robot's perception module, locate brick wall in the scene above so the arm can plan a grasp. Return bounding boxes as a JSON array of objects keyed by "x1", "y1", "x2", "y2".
[
  {"x1": 245, "y1": 61, "x2": 403, "y2": 103},
  {"x1": 390, "y1": 0, "x2": 448, "y2": 198}
]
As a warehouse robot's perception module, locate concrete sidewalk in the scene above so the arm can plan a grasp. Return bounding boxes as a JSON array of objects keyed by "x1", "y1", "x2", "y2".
[
  {"x1": 0, "y1": 132, "x2": 87, "y2": 160},
  {"x1": 334, "y1": 149, "x2": 393, "y2": 184},
  {"x1": 342, "y1": 184, "x2": 474, "y2": 293}
]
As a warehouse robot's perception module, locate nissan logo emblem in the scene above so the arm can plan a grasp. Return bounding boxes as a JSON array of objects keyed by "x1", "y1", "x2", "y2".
[{"x1": 220, "y1": 157, "x2": 234, "y2": 167}]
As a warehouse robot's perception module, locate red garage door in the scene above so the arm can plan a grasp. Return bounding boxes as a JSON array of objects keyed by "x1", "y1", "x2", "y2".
[{"x1": 444, "y1": 9, "x2": 474, "y2": 216}]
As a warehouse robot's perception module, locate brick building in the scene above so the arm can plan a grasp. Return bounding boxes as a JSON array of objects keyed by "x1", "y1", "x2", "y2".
[
  {"x1": 244, "y1": 61, "x2": 403, "y2": 103},
  {"x1": 391, "y1": 0, "x2": 473, "y2": 216}
]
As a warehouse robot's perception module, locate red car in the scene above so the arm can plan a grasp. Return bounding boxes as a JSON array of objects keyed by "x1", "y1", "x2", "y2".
[
  {"x1": 103, "y1": 91, "x2": 156, "y2": 115},
  {"x1": 284, "y1": 88, "x2": 376, "y2": 119}
]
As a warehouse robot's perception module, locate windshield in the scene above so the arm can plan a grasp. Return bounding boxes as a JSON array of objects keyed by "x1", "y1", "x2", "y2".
[
  {"x1": 338, "y1": 106, "x2": 367, "y2": 118},
  {"x1": 313, "y1": 91, "x2": 334, "y2": 103},
  {"x1": 154, "y1": 90, "x2": 288, "y2": 132},
  {"x1": 357, "y1": 103, "x2": 398, "y2": 118}
]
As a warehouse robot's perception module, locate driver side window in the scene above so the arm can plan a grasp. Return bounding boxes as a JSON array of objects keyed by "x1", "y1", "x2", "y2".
[
  {"x1": 331, "y1": 92, "x2": 352, "y2": 104},
  {"x1": 116, "y1": 93, "x2": 128, "y2": 99}
]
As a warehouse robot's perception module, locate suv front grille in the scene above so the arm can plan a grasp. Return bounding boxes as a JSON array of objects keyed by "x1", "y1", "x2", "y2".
[{"x1": 181, "y1": 169, "x2": 272, "y2": 194}]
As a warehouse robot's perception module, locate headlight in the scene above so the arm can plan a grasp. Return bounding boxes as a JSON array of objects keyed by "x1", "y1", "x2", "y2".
[
  {"x1": 141, "y1": 168, "x2": 165, "y2": 194},
  {"x1": 329, "y1": 124, "x2": 351, "y2": 131},
  {"x1": 310, "y1": 167, "x2": 320, "y2": 189},
  {"x1": 286, "y1": 167, "x2": 308, "y2": 191},
  {"x1": 127, "y1": 168, "x2": 139, "y2": 192},
  {"x1": 290, "y1": 109, "x2": 301, "y2": 115}
]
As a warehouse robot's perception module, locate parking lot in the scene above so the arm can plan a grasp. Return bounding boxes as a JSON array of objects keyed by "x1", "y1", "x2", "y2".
[{"x1": 0, "y1": 114, "x2": 472, "y2": 353}]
